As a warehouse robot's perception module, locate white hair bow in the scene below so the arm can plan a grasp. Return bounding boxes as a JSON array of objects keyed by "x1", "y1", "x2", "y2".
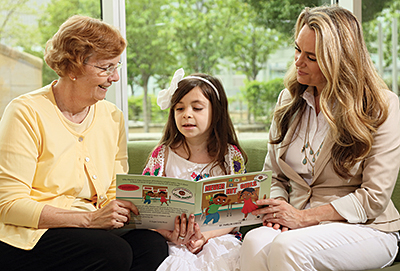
[{"x1": 157, "y1": 68, "x2": 185, "y2": 110}]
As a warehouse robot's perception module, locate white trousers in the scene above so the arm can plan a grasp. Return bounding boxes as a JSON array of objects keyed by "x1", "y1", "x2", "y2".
[{"x1": 240, "y1": 223, "x2": 398, "y2": 271}]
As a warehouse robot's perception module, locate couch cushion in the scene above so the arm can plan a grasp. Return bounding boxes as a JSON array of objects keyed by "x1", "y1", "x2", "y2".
[{"x1": 128, "y1": 140, "x2": 158, "y2": 174}]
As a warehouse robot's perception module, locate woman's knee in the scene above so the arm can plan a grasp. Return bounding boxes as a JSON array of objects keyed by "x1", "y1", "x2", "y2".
[
  {"x1": 243, "y1": 226, "x2": 280, "y2": 249},
  {"x1": 122, "y1": 229, "x2": 168, "y2": 270},
  {"x1": 81, "y1": 230, "x2": 133, "y2": 271}
]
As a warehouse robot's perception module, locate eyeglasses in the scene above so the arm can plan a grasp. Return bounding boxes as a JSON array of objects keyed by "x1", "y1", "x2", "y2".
[{"x1": 85, "y1": 61, "x2": 122, "y2": 76}]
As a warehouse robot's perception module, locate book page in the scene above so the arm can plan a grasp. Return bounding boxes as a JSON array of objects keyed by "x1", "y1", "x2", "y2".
[
  {"x1": 116, "y1": 171, "x2": 271, "y2": 231},
  {"x1": 194, "y1": 171, "x2": 271, "y2": 231},
  {"x1": 117, "y1": 174, "x2": 197, "y2": 230}
]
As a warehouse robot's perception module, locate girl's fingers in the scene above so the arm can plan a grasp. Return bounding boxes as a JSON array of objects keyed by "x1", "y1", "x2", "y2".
[
  {"x1": 186, "y1": 214, "x2": 196, "y2": 236},
  {"x1": 193, "y1": 223, "x2": 203, "y2": 239},
  {"x1": 179, "y1": 213, "x2": 187, "y2": 237},
  {"x1": 170, "y1": 215, "x2": 182, "y2": 241}
]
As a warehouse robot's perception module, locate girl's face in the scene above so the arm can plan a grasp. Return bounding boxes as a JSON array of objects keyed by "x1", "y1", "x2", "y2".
[
  {"x1": 294, "y1": 25, "x2": 326, "y2": 94},
  {"x1": 174, "y1": 86, "x2": 213, "y2": 143},
  {"x1": 242, "y1": 191, "x2": 252, "y2": 199}
]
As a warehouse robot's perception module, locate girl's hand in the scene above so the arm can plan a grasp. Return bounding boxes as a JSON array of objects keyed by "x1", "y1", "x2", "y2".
[
  {"x1": 186, "y1": 223, "x2": 207, "y2": 254},
  {"x1": 251, "y1": 198, "x2": 304, "y2": 230},
  {"x1": 263, "y1": 221, "x2": 289, "y2": 232},
  {"x1": 89, "y1": 199, "x2": 138, "y2": 229},
  {"x1": 157, "y1": 213, "x2": 196, "y2": 245}
]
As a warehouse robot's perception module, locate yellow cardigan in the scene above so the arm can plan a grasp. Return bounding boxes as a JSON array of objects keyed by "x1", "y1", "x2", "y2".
[{"x1": 0, "y1": 83, "x2": 128, "y2": 250}]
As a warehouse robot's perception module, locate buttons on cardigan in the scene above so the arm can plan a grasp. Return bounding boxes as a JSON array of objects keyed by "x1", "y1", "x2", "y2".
[
  {"x1": 99, "y1": 195, "x2": 104, "y2": 200},
  {"x1": 78, "y1": 137, "x2": 83, "y2": 142},
  {"x1": 92, "y1": 175, "x2": 97, "y2": 180},
  {"x1": 85, "y1": 157, "x2": 90, "y2": 162}
]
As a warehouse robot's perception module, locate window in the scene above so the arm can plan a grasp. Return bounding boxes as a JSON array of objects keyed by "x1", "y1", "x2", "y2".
[
  {"x1": 0, "y1": 0, "x2": 101, "y2": 116},
  {"x1": 1, "y1": 0, "x2": 398, "y2": 142}
]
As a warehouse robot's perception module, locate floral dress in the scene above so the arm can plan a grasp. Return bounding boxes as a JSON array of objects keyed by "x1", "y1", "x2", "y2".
[
  {"x1": 142, "y1": 144, "x2": 246, "y2": 179},
  {"x1": 142, "y1": 144, "x2": 246, "y2": 271}
]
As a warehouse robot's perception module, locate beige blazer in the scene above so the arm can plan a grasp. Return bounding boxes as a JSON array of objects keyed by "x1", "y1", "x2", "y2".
[{"x1": 263, "y1": 88, "x2": 400, "y2": 232}]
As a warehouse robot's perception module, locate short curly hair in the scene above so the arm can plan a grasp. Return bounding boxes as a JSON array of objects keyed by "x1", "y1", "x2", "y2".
[{"x1": 44, "y1": 15, "x2": 126, "y2": 77}]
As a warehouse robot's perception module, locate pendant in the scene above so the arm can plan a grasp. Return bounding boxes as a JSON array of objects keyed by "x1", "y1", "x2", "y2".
[{"x1": 302, "y1": 158, "x2": 307, "y2": 165}]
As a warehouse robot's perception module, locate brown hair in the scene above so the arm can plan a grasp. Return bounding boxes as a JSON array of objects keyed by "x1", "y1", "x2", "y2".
[
  {"x1": 271, "y1": 5, "x2": 389, "y2": 178},
  {"x1": 160, "y1": 74, "x2": 247, "y2": 174},
  {"x1": 44, "y1": 15, "x2": 126, "y2": 77}
]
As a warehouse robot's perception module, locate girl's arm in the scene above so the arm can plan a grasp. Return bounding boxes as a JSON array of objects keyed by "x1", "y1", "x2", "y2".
[
  {"x1": 202, "y1": 227, "x2": 235, "y2": 240},
  {"x1": 186, "y1": 226, "x2": 236, "y2": 254}
]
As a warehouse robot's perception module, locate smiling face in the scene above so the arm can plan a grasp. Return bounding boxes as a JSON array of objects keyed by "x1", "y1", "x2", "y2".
[
  {"x1": 74, "y1": 55, "x2": 121, "y2": 105},
  {"x1": 213, "y1": 195, "x2": 227, "y2": 205},
  {"x1": 295, "y1": 25, "x2": 326, "y2": 94},
  {"x1": 174, "y1": 86, "x2": 213, "y2": 142}
]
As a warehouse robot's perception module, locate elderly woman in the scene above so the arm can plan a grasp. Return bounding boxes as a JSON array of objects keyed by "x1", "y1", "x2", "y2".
[
  {"x1": 240, "y1": 5, "x2": 400, "y2": 271},
  {"x1": 0, "y1": 15, "x2": 168, "y2": 271}
]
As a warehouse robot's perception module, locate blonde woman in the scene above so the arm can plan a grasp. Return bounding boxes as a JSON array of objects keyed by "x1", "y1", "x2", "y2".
[{"x1": 240, "y1": 5, "x2": 400, "y2": 271}]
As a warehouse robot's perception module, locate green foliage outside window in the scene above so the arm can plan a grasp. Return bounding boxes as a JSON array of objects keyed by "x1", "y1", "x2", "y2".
[
  {"x1": 241, "y1": 78, "x2": 284, "y2": 127},
  {"x1": 128, "y1": 94, "x2": 168, "y2": 123}
]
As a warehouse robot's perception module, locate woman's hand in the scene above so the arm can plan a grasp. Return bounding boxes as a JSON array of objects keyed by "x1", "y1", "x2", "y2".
[
  {"x1": 252, "y1": 198, "x2": 344, "y2": 230},
  {"x1": 157, "y1": 213, "x2": 199, "y2": 245},
  {"x1": 38, "y1": 199, "x2": 138, "y2": 230},
  {"x1": 89, "y1": 199, "x2": 139, "y2": 229},
  {"x1": 251, "y1": 198, "x2": 305, "y2": 230}
]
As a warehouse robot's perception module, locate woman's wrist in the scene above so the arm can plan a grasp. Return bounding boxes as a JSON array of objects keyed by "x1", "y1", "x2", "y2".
[{"x1": 300, "y1": 204, "x2": 344, "y2": 228}]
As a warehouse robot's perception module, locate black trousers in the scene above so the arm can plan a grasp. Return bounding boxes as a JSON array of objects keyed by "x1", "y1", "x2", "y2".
[{"x1": 0, "y1": 228, "x2": 168, "y2": 271}]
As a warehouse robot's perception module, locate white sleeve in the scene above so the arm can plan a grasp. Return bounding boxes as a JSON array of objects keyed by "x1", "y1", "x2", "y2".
[{"x1": 330, "y1": 194, "x2": 367, "y2": 223}]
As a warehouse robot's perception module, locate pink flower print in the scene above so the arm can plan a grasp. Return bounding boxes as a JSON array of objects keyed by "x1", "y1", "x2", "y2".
[
  {"x1": 153, "y1": 163, "x2": 161, "y2": 176},
  {"x1": 143, "y1": 167, "x2": 151, "y2": 175},
  {"x1": 152, "y1": 145, "x2": 163, "y2": 158},
  {"x1": 191, "y1": 172, "x2": 197, "y2": 179},
  {"x1": 233, "y1": 145, "x2": 240, "y2": 152}
]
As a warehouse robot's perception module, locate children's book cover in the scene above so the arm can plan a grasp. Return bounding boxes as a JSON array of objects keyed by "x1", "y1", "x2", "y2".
[{"x1": 116, "y1": 171, "x2": 271, "y2": 231}]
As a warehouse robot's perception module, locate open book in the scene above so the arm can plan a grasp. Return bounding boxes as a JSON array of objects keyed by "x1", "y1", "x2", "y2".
[{"x1": 116, "y1": 171, "x2": 271, "y2": 231}]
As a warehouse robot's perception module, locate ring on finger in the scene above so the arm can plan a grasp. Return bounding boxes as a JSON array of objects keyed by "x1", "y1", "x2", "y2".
[
  {"x1": 178, "y1": 236, "x2": 185, "y2": 240},
  {"x1": 273, "y1": 212, "x2": 277, "y2": 218}
]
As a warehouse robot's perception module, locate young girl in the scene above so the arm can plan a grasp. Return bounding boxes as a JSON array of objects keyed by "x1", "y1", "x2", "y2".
[{"x1": 143, "y1": 68, "x2": 247, "y2": 271}]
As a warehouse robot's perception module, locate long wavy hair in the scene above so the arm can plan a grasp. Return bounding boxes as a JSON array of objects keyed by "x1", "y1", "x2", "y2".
[
  {"x1": 271, "y1": 5, "x2": 389, "y2": 178},
  {"x1": 160, "y1": 73, "x2": 247, "y2": 174}
]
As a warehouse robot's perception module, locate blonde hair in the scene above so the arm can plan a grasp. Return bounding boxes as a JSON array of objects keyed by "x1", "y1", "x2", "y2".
[
  {"x1": 271, "y1": 5, "x2": 389, "y2": 178},
  {"x1": 44, "y1": 15, "x2": 126, "y2": 77}
]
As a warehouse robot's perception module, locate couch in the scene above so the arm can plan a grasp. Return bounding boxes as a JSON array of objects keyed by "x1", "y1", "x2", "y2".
[{"x1": 127, "y1": 138, "x2": 400, "y2": 270}]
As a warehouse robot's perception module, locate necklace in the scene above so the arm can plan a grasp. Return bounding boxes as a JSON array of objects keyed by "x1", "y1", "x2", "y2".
[{"x1": 301, "y1": 110, "x2": 324, "y2": 176}]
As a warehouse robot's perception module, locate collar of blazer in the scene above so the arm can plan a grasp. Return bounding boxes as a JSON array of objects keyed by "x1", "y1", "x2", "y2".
[{"x1": 276, "y1": 110, "x2": 335, "y2": 187}]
